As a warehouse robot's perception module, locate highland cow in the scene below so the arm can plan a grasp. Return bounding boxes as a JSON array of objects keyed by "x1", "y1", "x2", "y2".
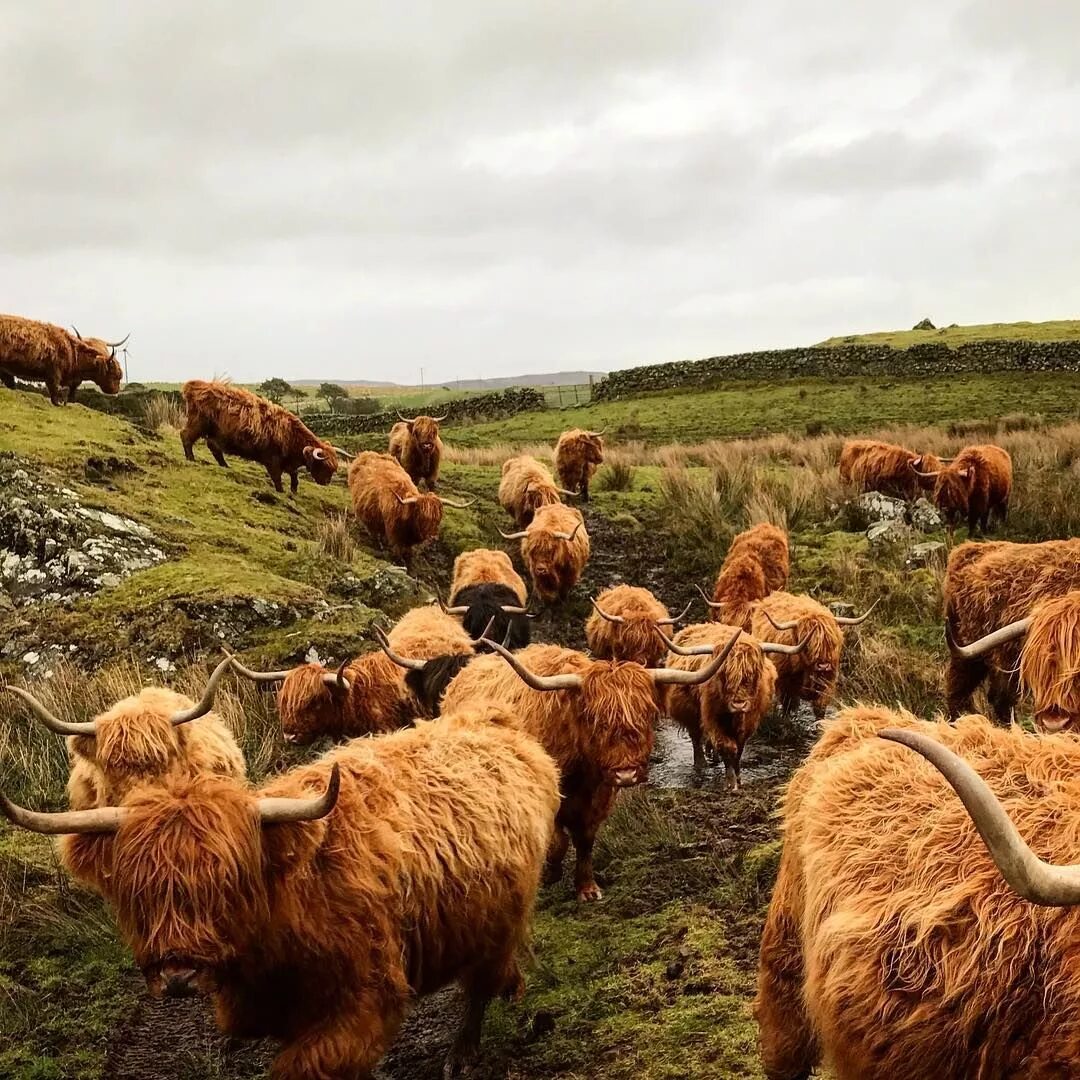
[
  {"x1": 230, "y1": 605, "x2": 475, "y2": 743},
  {"x1": 838, "y1": 438, "x2": 943, "y2": 500},
  {"x1": 942, "y1": 538, "x2": 1080, "y2": 724},
  {"x1": 657, "y1": 622, "x2": 804, "y2": 784},
  {"x1": 554, "y1": 429, "x2": 605, "y2": 501},
  {"x1": 450, "y1": 548, "x2": 528, "y2": 605},
  {"x1": 180, "y1": 380, "x2": 341, "y2": 494},
  {"x1": 585, "y1": 585, "x2": 691, "y2": 667},
  {"x1": 757, "y1": 706, "x2": 1080, "y2": 1080},
  {"x1": 915, "y1": 443, "x2": 1012, "y2": 535},
  {"x1": 499, "y1": 455, "x2": 575, "y2": 527},
  {"x1": 440, "y1": 633, "x2": 739, "y2": 900},
  {"x1": 750, "y1": 592, "x2": 876, "y2": 720},
  {"x1": 348, "y1": 451, "x2": 474, "y2": 561},
  {"x1": 501, "y1": 503, "x2": 590, "y2": 604},
  {"x1": 388, "y1": 412, "x2": 445, "y2": 490},
  {"x1": 700, "y1": 524, "x2": 791, "y2": 628},
  {"x1": 441, "y1": 548, "x2": 534, "y2": 650},
  {"x1": 0, "y1": 314, "x2": 126, "y2": 406},
  {"x1": 2, "y1": 705, "x2": 561, "y2": 1080}
]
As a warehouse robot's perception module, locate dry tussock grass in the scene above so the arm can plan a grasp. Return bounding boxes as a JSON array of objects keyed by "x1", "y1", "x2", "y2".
[
  {"x1": 141, "y1": 392, "x2": 185, "y2": 432},
  {"x1": 315, "y1": 512, "x2": 356, "y2": 562}
]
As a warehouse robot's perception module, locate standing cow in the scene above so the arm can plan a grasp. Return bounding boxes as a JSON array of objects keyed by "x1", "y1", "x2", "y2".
[
  {"x1": 554, "y1": 429, "x2": 605, "y2": 501},
  {"x1": 499, "y1": 454, "x2": 575, "y2": 527},
  {"x1": 180, "y1": 381, "x2": 341, "y2": 494},
  {"x1": 838, "y1": 439, "x2": 942, "y2": 500},
  {"x1": 388, "y1": 412, "x2": 445, "y2": 490},
  {"x1": 501, "y1": 504, "x2": 590, "y2": 603},
  {"x1": 915, "y1": 443, "x2": 1012, "y2": 535},
  {"x1": 0, "y1": 314, "x2": 126, "y2": 405},
  {"x1": 700, "y1": 523, "x2": 791, "y2": 629}
]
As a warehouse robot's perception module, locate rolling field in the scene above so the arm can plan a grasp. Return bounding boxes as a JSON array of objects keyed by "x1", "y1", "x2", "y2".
[
  {"x1": 818, "y1": 317, "x2": 1080, "y2": 348},
  {"x1": 2, "y1": 367, "x2": 1079, "y2": 1079}
]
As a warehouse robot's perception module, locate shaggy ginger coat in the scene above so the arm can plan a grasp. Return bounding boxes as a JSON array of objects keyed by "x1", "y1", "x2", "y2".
[
  {"x1": 499, "y1": 455, "x2": 565, "y2": 527},
  {"x1": 60, "y1": 705, "x2": 560, "y2": 1080},
  {"x1": 585, "y1": 584, "x2": 672, "y2": 667},
  {"x1": 520, "y1": 503, "x2": 590, "y2": 603},
  {"x1": 388, "y1": 416, "x2": 443, "y2": 490},
  {"x1": 756, "y1": 706, "x2": 1080, "y2": 1080},
  {"x1": 930, "y1": 443, "x2": 1012, "y2": 535},
  {"x1": 349, "y1": 451, "x2": 443, "y2": 560},
  {"x1": 554, "y1": 429, "x2": 604, "y2": 501},
  {"x1": 710, "y1": 523, "x2": 790, "y2": 628},
  {"x1": 838, "y1": 438, "x2": 941, "y2": 500}
]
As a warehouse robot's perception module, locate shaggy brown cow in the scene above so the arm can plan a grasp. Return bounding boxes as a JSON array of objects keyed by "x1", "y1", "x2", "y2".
[
  {"x1": 942, "y1": 538, "x2": 1080, "y2": 724},
  {"x1": 585, "y1": 584, "x2": 691, "y2": 667},
  {"x1": 450, "y1": 548, "x2": 528, "y2": 606},
  {"x1": 757, "y1": 706, "x2": 1080, "y2": 1079},
  {"x1": 230, "y1": 606, "x2": 475, "y2": 744},
  {"x1": 3, "y1": 705, "x2": 561, "y2": 1080},
  {"x1": 388, "y1": 412, "x2": 445, "y2": 490},
  {"x1": 700, "y1": 523, "x2": 791, "y2": 628},
  {"x1": 440, "y1": 633, "x2": 739, "y2": 900},
  {"x1": 837, "y1": 438, "x2": 942, "y2": 500},
  {"x1": 946, "y1": 589, "x2": 1080, "y2": 733},
  {"x1": 348, "y1": 451, "x2": 474, "y2": 561},
  {"x1": 0, "y1": 314, "x2": 126, "y2": 405},
  {"x1": 180, "y1": 381, "x2": 340, "y2": 494},
  {"x1": 501, "y1": 503, "x2": 590, "y2": 603},
  {"x1": 657, "y1": 622, "x2": 804, "y2": 785},
  {"x1": 915, "y1": 443, "x2": 1012, "y2": 535},
  {"x1": 554, "y1": 428, "x2": 604, "y2": 501},
  {"x1": 750, "y1": 592, "x2": 876, "y2": 719},
  {"x1": 499, "y1": 455, "x2": 575, "y2": 527}
]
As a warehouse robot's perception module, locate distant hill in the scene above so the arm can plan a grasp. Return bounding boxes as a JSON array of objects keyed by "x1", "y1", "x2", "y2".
[
  {"x1": 818, "y1": 318, "x2": 1080, "y2": 349},
  {"x1": 291, "y1": 371, "x2": 603, "y2": 391}
]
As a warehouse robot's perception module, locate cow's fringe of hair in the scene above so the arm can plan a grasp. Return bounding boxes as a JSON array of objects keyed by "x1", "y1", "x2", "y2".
[
  {"x1": 499, "y1": 455, "x2": 564, "y2": 527},
  {"x1": 451, "y1": 548, "x2": 527, "y2": 605},
  {"x1": 585, "y1": 584, "x2": 670, "y2": 667},
  {"x1": 1020, "y1": 591, "x2": 1080, "y2": 723},
  {"x1": 521, "y1": 504, "x2": 590, "y2": 602}
]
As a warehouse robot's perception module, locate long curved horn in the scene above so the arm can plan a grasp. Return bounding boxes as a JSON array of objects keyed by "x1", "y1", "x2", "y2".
[
  {"x1": 70, "y1": 325, "x2": 83, "y2": 340},
  {"x1": 430, "y1": 414, "x2": 448, "y2": 423},
  {"x1": 106, "y1": 333, "x2": 130, "y2": 349},
  {"x1": 553, "y1": 522, "x2": 584, "y2": 542},
  {"x1": 2, "y1": 686, "x2": 97, "y2": 737},
  {"x1": 586, "y1": 430, "x2": 606, "y2": 437},
  {"x1": 556, "y1": 487, "x2": 578, "y2": 498},
  {"x1": 0, "y1": 793, "x2": 126, "y2": 835},
  {"x1": 761, "y1": 638, "x2": 809, "y2": 656},
  {"x1": 321, "y1": 659, "x2": 352, "y2": 692},
  {"x1": 695, "y1": 584, "x2": 724, "y2": 610},
  {"x1": 257, "y1": 763, "x2": 341, "y2": 825},
  {"x1": 395, "y1": 493, "x2": 420, "y2": 506},
  {"x1": 170, "y1": 655, "x2": 235, "y2": 726},
  {"x1": 946, "y1": 617, "x2": 1031, "y2": 659},
  {"x1": 396, "y1": 411, "x2": 416, "y2": 424},
  {"x1": 226, "y1": 651, "x2": 295, "y2": 684},
  {"x1": 331, "y1": 446, "x2": 354, "y2": 461},
  {"x1": 835, "y1": 598, "x2": 881, "y2": 626},
  {"x1": 879, "y1": 728, "x2": 1080, "y2": 906},
  {"x1": 590, "y1": 598, "x2": 625, "y2": 624},
  {"x1": 652, "y1": 626, "x2": 713, "y2": 657},
  {"x1": 763, "y1": 610, "x2": 799, "y2": 632},
  {"x1": 374, "y1": 626, "x2": 427, "y2": 671},
  {"x1": 477, "y1": 637, "x2": 582, "y2": 691},
  {"x1": 651, "y1": 630, "x2": 742, "y2": 685},
  {"x1": 499, "y1": 605, "x2": 536, "y2": 618},
  {"x1": 499, "y1": 528, "x2": 528, "y2": 541},
  {"x1": 657, "y1": 599, "x2": 694, "y2": 626},
  {"x1": 437, "y1": 495, "x2": 476, "y2": 509},
  {"x1": 436, "y1": 593, "x2": 470, "y2": 617},
  {"x1": 910, "y1": 463, "x2": 943, "y2": 479}
]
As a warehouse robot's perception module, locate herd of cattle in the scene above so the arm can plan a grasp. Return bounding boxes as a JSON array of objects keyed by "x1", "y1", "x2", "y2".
[{"x1": 3, "y1": 324, "x2": 1080, "y2": 1077}]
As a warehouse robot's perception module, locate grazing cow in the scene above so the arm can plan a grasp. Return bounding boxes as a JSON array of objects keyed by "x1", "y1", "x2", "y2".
[
  {"x1": 180, "y1": 381, "x2": 340, "y2": 494},
  {"x1": 585, "y1": 585, "x2": 691, "y2": 667},
  {"x1": 915, "y1": 443, "x2": 1012, "y2": 535},
  {"x1": 499, "y1": 455, "x2": 575, "y2": 527},
  {"x1": 657, "y1": 622, "x2": 804, "y2": 784},
  {"x1": 757, "y1": 706, "x2": 1080, "y2": 1080},
  {"x1": 946, "y1": 590, "x2": 1080, "y2": 733},
  {"x1": 943, "y1": 538, "x2": 1080, "y2": 724},
  {"x1": 501, "y1": 503, "x2": 590, "y2": 603},
  {"x1": 230, "y1": 606, "x2": 475, "y2": 744},
  {"x1": 388, "y1": 412, "x2": 445, "y2": 490},
  {"x1": 554, "y1": 429, "x2": 604, "y2": 501},
  {"x1": 348, "y1": 451, "x2": 474, "y2": 561},
  {"x1": 0, "y1": 314, "x2": 126, "y2": 406},
  {"x1": 750, "y1": 592, "x2": 876, "y2": 720},
  {"x1": 2, "y1": 705, "x2": 561, "y2": 1080},
  {"x1": 700, "y1": 523, "x2": 791, "y2": 628},
  {"x1": 838, "y1": 438, "x2": 942, "y2": 500},
  {"x1": 440, "y1": 634, "x2": 739, "y2": 900}
]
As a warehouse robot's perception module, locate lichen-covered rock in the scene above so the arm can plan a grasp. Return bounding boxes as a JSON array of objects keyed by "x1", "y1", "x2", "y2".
[
  {"x1": 910, "y1": 498, "x2": 944, "y2": 532},
  {"x1": 0, "y1": 453, "x2": 168, "y2": 606},
  {"x1": 856, "y1": 491, "x2": 908, "y2": 525},
  {"x1": 867, "y1": 519, "x2": 913, "y2": 545},
  {"x1": 905, "y1": 541, "x2": 947, "y2": 569}
]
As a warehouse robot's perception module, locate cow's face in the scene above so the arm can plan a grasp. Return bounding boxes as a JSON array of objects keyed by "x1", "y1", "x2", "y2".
[
  {"x1": 580, "y1": 662, "x2": 657, "y2": 787},
  {"x1": 303, "y1": 444, "x2": 339, "y2": 485},
  {"x1": 583, "y1": 435, "x2": 605, "y2": 465},
  {"x1": 934, "y1": 467, "x2": 972, "y2": 525},
  {"x1": 278, "y1": 665, "x2": 351, "y2": 744},
  {"x1": 411, "y1": 417, "x2": 440, "y2": 455}
]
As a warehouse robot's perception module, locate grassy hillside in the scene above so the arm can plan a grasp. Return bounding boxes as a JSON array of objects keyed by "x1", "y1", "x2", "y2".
[{"x1": 818, "y1": 317, "x2": 1080, "y2": 348}]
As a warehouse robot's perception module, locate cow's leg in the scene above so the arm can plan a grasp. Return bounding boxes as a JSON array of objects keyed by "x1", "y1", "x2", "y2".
[
  {"x1": 0, "y1": 369, "x2": 15, "y2": 388},
  {"x1": 755, "y1": 854, "x2": 817, "y2": 1080},
  {"x1": 987, "y1": 668, "x2": 1019, "y2": 727},
  {"x1": 66, "y1": 380, "x2": 81, "y2": 404},
  {"x1": 715, "y1": 733, "x2": 742, "y2": 791},
  {"x1": 543, "y1": 824, "x2": 570, "y2": 885},
  {"x1": 289, "y1": 471, "x2": 299, "y2": 495},
  {"x1": 46, "y1": 375, "x2": 64, "y2": 406},
  {"x1": 946, "y1": 655, "x2": 987, "y2": 719},
  {"x1": 446, "y1": 950, "x2": 524, "y2": 1079},
  {"x1": 569, "y1": 784, "x2": 614, "y2": 903},
  {"x1": 206, "y1": 439, "x2": 229, "y2": 468},
  {"x1": 180, "y1": 416, "x2": 205, "y2": 461},
  {"x1": 265, "y1": 462, "x2": 285, "y2": 493}
]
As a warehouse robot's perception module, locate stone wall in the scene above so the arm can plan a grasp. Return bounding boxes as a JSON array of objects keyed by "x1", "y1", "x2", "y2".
[
  {"x1": 593, "y1": 340, "x2": 1080, "y2": 400},
  {"x1": 307, "y1": 386, "x2": 547, "y2": 436}
]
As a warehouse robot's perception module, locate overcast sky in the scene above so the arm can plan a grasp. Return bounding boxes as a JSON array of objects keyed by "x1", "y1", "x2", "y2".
[{"x1": 2, "y1": 2, "x2": 1078, "y2": 386}]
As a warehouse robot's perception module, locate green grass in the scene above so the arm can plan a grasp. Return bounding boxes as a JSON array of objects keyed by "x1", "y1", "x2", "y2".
[
  {"x1": 818, "y1": 318, "x2": 1080, "y2": 349},
  {"x1": 443, "y1": 373, "x2": 1080, "y2": 448}
]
